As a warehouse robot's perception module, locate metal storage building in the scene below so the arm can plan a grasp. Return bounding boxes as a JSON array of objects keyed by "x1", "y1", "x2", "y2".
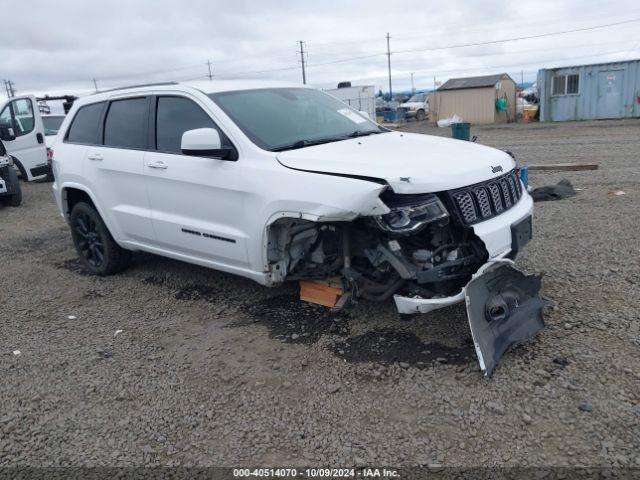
[
  {"x1": 430, "y1": 73, "x2": 517, "y2": 124},
  {"x1": 538, "y1": 59, "x2": 640, "y2": 121}
]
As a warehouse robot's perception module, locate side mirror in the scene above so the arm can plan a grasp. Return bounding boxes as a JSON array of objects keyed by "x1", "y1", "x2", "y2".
[
  {"x1": 0, "y1": 125, "x2": 16, "y2": 141},
  {"x1": 181, "y1": 128, "x2": 236, "y2": 160},
  {"x1": 359, "y1": 110, "x2": 371, "y2": 120}
]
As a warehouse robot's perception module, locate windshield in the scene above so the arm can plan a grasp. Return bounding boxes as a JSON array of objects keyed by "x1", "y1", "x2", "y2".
[
  {"x1": 42, "y1": 116, "x2": 65, "y2": 135},
  {"x1": 408, "y1": 93, "x2": 426, "y2": 103},
  {"x1": 209, "y1": 88, "x2": 384, "y2": 151}
]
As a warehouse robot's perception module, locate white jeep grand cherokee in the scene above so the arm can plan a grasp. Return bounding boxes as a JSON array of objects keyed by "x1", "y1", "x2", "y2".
[{"x1": 52, "y1": 81, "x2": 544, "y2": 375}]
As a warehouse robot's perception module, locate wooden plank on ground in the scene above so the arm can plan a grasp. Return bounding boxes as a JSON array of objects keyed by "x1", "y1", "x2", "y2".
[{"x1": 527, "y1": 163, "x2": 598, "y2": 171}]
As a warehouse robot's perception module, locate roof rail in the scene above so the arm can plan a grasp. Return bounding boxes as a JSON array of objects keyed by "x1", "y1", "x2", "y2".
[{"x1": 93, "y1": 81, "x2": 179, "y2": 95}]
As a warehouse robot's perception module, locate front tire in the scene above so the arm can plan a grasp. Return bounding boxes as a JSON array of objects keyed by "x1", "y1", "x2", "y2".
[
  {"x1": 415, "y1": 109, "x2": 426, "y2": 121},
  {"x1": 69, "y1": 202, "x2": 131, "y2": 275}
]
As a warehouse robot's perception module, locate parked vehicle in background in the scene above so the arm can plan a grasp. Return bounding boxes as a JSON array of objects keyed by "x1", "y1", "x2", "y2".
[
  {"x1": 42, "y1": 114, "x2": 66, "y2": 146},
  {"x1": 400, "y1": 92, "x2": 429, "y2": 121},
  {"x1": 51, "y1": 80, "x2": 542, "y2": 375},
  {"x1": 0, "y1": 139, "x2": 22, "y2": 206},
  {"x1": 0, "y1": 95, "x2": 49, "y2": 181}
]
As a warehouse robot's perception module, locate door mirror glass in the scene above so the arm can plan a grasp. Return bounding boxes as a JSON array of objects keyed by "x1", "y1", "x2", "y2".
[{"x1": 181, "y1": 128, "x2": 235, "y2": 160}]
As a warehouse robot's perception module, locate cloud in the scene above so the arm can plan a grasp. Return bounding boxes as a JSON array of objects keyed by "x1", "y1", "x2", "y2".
[{"x1": 1, "y1": 0, "x2": 639, "y2": 98}]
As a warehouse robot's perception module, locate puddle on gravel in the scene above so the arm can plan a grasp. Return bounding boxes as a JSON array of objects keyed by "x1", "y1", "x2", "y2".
[
  {"x1": 245, "y1": 294, "x2": 350, "y2": 344},
  {"x1": 331, "y1": 328, "x2": 474, "y2": 368},
  {"x1": 55, "y1": 258, "x2": 93, "y2": 276}
]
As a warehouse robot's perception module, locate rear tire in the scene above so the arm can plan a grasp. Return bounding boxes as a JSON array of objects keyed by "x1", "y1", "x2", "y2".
[
  {"x1": 69, "y1": 202, "x2": 131, "y2": 275},
  {"x1": 5, "y1": 167, "x2": 21, "y2": 206}
]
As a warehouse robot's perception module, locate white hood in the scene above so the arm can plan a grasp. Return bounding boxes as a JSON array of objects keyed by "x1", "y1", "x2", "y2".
[
  {"x1": 400, "y1": 101, "x2": 426, "y2": 109},
  {"x1": 277, "y1": 132, "x2": 515, "y2": 193}
]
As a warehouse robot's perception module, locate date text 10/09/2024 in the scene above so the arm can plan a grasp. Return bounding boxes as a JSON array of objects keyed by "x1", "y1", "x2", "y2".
[{"x1": 232, "y1": 468, "x2": 400, "y2": 478}]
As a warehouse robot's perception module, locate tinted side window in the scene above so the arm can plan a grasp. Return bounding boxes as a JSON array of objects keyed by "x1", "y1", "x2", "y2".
[
  {"x1": 11, "y1": 99, "x2": 35, "y2": 136},
  {"x1": 156, "y1": 96, "x2": 220, "y2": 154},
  {"x1": 66, "y1": 102, "x2": 104, "y2": 144},
  {"x1": 0, "y1": 98, "x2": 35, "y2": 137},
  {"x1": 0, "y1": 140, "x2": 6, "y2": 156},
  {"x1": 104, "y1": 98, "x2": 148, "y2": 149}
]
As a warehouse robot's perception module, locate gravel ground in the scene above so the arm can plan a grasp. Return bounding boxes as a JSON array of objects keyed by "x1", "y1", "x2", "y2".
[{"x1": 1, "y1": 119, "x2": 639, "y2": 469}]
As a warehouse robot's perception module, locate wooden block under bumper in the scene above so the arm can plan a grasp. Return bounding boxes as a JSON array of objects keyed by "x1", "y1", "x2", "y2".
[{"x1": 300, "y1": 280, "x2": 343, "y2": 308}]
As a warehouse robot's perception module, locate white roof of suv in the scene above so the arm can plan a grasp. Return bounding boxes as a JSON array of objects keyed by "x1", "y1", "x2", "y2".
[{"x1": 71, "y1": 80, "x2": 312, "y2": 109}]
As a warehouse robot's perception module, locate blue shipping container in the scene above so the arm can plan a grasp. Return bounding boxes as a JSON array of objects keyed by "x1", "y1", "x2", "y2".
[{"x1": 538, "y1": 59, "x2": 640, "y2": 122}]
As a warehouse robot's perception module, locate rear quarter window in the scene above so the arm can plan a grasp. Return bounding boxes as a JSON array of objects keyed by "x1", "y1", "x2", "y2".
[{"x1": 66, "y1": 102, "x2": 105, "y2": 144}]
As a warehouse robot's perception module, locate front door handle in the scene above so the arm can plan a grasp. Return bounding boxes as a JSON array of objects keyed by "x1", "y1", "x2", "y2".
[
  {"x1": 87, "y1": 153, "x2": 103, "y2": 161},
  {"x1": 146, "y1": 160, "x2": 168, "y2": 170}
]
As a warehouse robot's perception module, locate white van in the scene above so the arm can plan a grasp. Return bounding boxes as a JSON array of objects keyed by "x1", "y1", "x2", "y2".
[{"x1": 0, "y1": 95, "x2": 49, "y2": 181}]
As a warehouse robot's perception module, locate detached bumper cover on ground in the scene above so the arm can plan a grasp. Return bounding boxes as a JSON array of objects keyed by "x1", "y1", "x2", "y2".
[{"x1": 395, "y1": 260, "x2": 545, "y2": 376}]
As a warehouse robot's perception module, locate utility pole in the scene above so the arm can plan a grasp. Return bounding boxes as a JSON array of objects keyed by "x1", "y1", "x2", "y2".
[
  {"x1": 207, "y1": 59, "x2": 213, "y2": 80},
  {"x1": 410, "y1": 73, "x2": 415, "y2": 94},
  {"x1": 386, "y1": 33, "x2": 392, "y2": 100},
  {"x1": 298, "y1": 41, "x2": 307, "y2": 85},
  {"x1": 4, "y1": 80, "x2": 15, "y2": 98},
  {"x1": 521, "y1": 70, "x2": 524, "y2": 87},
  {"x1": 92, "y1": 78, "x2": 99, "y2": 92}
]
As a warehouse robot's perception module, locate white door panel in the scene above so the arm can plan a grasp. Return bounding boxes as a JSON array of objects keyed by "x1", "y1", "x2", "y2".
[
  {"x1": 0, "y1": 95, "x2": 47, "y2": 180},
  {"x1": 85, "y1": 147, "x2": 155, "y2": 243},
  {"x1": 144, "y1": 151, "x2": 249, "y2": 266}
]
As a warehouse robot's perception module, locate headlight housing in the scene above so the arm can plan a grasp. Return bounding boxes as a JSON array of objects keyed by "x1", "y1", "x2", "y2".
[{"x1": 374, "y1": 192, "x2": 449, "y2": 234}]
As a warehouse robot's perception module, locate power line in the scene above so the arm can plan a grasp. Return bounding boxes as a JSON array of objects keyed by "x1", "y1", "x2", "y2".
[
  {"x1": 393, "y1": 17, "x2": 640, "y2": 55},
  {"x1": 240, "y1": 17, "x2": 640, "y2": 78},
  {"x1": 345, "y1": 48, "x2": 633, "y2": 86}
]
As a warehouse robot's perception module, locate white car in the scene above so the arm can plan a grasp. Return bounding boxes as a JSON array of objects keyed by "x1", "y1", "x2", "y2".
[
  {"x1": 0, "y1": 95, "x2": 49, "y2": 181},
  {"x1": 51, "y1": 81, "x2": 544, "y2": 375},
  {"x1": 399, "y1": 93, "x2": 429, "y2": 121}
]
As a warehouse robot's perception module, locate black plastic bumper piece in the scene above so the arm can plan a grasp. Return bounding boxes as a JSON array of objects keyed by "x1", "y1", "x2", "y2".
[{"x1": 465, "y1": 262, "x2": 545, "y2": 377}]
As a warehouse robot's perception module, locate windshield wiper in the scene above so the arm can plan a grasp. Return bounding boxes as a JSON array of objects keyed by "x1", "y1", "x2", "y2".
[
  {"x1": 271, "y1": 137, "x2": 350, "y2": 152},
  {"x1": 271, "y1": 129, "x2": 385, "y2": 152},
  {"x1": 347, "y1": 130, "x2": 383, "y2": 138}
]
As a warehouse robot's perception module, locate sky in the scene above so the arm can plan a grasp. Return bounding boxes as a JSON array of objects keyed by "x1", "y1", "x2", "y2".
[{"x1": 1, "y1": 0, "x2": 639, "y2": 102}]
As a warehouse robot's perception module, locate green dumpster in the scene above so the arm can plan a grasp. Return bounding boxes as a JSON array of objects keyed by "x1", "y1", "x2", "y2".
[{"x1": 451, "y1": 122, "x2": 470, "y2": 141}]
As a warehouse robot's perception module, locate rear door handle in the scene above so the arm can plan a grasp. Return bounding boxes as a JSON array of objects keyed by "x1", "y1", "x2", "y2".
[
  {"x1": 87, "y1": 153, "x2": 103, "y2": 161},
  {"x1": 146, "y1": 160, "x2": 168, "y2": 170}
]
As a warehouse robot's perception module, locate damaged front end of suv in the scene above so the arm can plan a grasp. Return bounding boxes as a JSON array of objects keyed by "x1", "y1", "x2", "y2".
[{"x1": 266, "y1": 168, "x2": 545, "y2": 376}]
